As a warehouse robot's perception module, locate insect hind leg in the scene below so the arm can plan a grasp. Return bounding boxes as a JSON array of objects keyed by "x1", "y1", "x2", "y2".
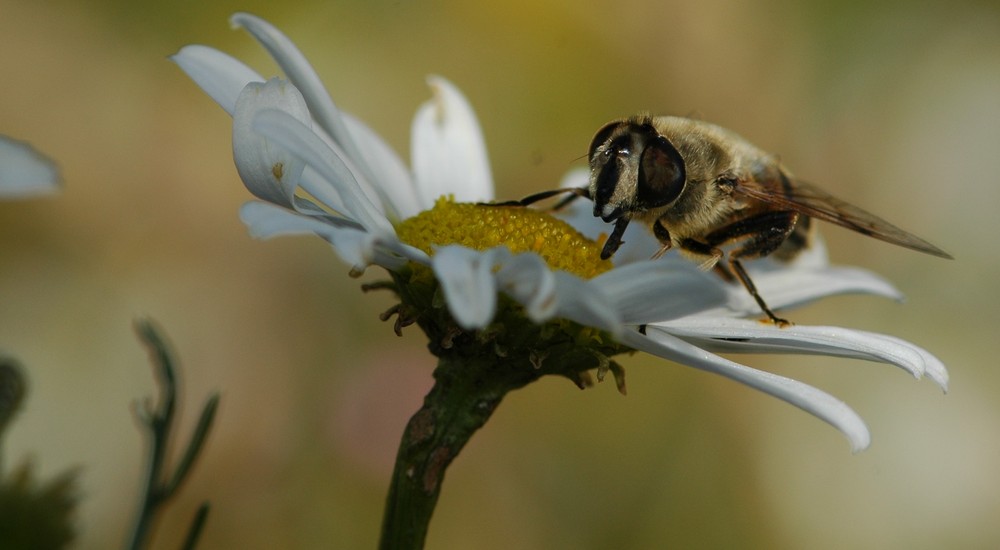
[
  {"x1": 728, "y1": 259, "x2": 790, "y2": 327},
  {"x1": 704, "y1": 210, "x2": 800, "y2": 326}
]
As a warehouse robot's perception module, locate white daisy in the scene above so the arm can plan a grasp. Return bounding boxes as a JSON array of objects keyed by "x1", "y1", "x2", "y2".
[{"x1": 173, "y1": 12, "x2": 947, "y2": 453}]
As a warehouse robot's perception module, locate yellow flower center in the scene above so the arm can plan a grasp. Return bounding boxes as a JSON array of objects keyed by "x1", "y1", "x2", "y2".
[{"x1": 396, "y1": 196, "x2": 612, "y2": 279}]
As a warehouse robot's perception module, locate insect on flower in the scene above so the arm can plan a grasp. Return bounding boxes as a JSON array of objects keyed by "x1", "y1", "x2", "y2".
[{"x1": 502, "y1": 115, "x2": 952, "y2": 326}]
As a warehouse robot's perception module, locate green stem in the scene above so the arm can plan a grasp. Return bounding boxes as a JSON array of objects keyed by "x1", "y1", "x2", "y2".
[
  {"x1": 378, "y1": 352, "x2": 533, "y2": 550},
  {"x1": 377, "y1": 267, "x2": 630, "y2": 548}
]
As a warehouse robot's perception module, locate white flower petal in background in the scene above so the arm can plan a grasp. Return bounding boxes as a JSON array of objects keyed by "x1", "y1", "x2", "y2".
[
  {"x1": 411, "y1": 76, "x2": 494, "y2": 208},
  {"x1": 0, "y1": 136, "x2": 60, "y2": 198}
]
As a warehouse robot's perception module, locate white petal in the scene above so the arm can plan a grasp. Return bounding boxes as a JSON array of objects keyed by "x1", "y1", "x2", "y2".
[
  {"x1": 250, "y1": 108, "x2": 395, "y2": 237},
  {"x1": 737, "y1": 264, "x2": 903, "y2": 314},
  {"x1": 241, "y1": 200, "x2": 338, "y2": 238},
  {"x1": 495, "y1": 253, "x2": 558, "y2": 322},
  {"x1": 622, "y1": 328, "x2": 871, "y2": 452},
  {"x1": 233, "y1": 80, "x2": 310, "y2": 207},
  {"x1": 431, "y1": 246, "x2": 502, "y2": 329},
  {"x1": 658, "y1": 318, "x2": 949, "y2": 391},
  {"x1": 411, "y1": 76, "x2": 494, "y2": 208},
  {"x1": 239, "y1": 199, "x2": 361, "y2": 235},
  {"x1": 229, "y1": 14, "x2": 377, "y2": 185},
  {"x1": 171, "y1": 45, "x2": 263, "y2": 115},
  {"x1": 678, "y1": 263, "x2": 903, "y2": 320},
  {"x1": 876, "y1": 334, "x2": 950, "y2": 391},
  {"x1": 551, "y1": 271, "x2": 623, "y2": 335},
  {"x1": 239, "y1": 201, "x2": 403, "y2": 270},
  {"x1": 230, "y1": 13, "x2": 408, "y2": 223},
  {"x1": 0, "y1": 136, "x2": 60, "y2": 198},
  {"x1": 297, "y1": 166, "x2": 347, "y2": 214},
  {"x1": 343, "y1": 112, "x2": 420, "y2": 220},
  {"x1": 590, "y1": 261, "x2": 729, "y2": 324}
]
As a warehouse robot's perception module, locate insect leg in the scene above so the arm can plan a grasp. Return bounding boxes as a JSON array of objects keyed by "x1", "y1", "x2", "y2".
[
  {"x1": 650, "y1": 220, "x2": 673, "y2": 260},
  {"x1": 702, "y1": 210, "x2": 800, "y2": 326},
  {"x1": 484, "y1": 186, "x2": 590, "y2": 208},
  {"x1": 728, "y1": 259, "x2": 790, "y2": 327},
  {"x1": 677, "y1": 238, "x2": 724, "y2": 271},
  {"x1": 551, "y1": 187, "x2": 590, "y2": 211},
  {"x1": 601, "y1": 217, "x2": 631, "y2": 260}
]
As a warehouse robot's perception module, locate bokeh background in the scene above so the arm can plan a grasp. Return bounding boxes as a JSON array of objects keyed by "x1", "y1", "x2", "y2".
[{"x1": 2, "y1": 0, "x2": 998, "y2": 548}]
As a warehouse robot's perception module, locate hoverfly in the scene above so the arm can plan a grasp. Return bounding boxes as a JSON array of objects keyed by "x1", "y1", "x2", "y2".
[{"x1": 506, "y1": 115, "x2": 951, "y2": 326}]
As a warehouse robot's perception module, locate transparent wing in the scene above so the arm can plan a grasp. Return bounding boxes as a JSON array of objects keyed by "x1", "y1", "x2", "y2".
[{"x1": 735, "y1": 178, "x2": 952, "y2": 259}]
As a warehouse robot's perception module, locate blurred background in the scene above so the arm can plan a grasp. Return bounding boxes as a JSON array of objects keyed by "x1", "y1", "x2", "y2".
[{"x1": 1, "y1": 0, "x2": 998, "y2": 548}]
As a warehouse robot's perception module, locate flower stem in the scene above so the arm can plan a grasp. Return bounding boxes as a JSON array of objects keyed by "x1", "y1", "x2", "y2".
[
  {"x1": 378, "y1": 351, "x2": 532, "y2": 549},
  {"x1": 378, "y1": 268, "x2": 630, "y2": 548}
]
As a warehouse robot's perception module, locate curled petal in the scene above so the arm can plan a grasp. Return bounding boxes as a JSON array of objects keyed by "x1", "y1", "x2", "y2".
[
  {"x1": 411, "y1": 76, "x2": 494, "y2": 208},
  {"x1": 172, "y1": 45, "x2": 263, "y2": 115},
  {"x1": 876, "y1": 333, "x2": 949, "y2": 391},
  {"x1": 231, "y1": 12, "x2": 415, "y2": 225},
  {"x1": 624, "y1": 328, "x2": 872, "y2": 452},
  {"x1": 0, "y1": 136, "x2": 60, "y2": 198},
  {"x1": 229, "y1": 13, "x2": 379, "y2": 187},
  {"x1": 250, "y1": 108, "x2": 395, "y2": 237},
  {"x1": 233, "y1": 79, "x2": 310, "y2": 207},
  {"x1": 659, "y1": 318, "x2": 949, "y2": 392},
  {"x1": 431, "y1": 246, "x2": 504, "y2": 329}
]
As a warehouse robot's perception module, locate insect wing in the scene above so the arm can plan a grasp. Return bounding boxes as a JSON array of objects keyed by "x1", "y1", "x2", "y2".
[{"x1": 735, "y1": 178, "x2": 952, "y2": 259}]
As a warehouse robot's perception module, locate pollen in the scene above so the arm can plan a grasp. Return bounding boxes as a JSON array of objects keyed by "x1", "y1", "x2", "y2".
[{"x1": 396, "y1": 196, "x2": 612, "y2": 279}]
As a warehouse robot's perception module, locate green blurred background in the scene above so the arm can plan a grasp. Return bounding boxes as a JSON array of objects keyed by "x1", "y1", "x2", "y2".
[{"x1": 2, "y1": 0, "x2": 998, "y2": 548}]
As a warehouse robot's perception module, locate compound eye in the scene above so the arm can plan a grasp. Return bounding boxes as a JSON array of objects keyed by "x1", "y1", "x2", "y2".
[
  {"x1": 637, "y1": 136, "x2": 686, "y2": 208},
  {"x1": 589, "y1": 120, "x2": 623, "y2": 158}
]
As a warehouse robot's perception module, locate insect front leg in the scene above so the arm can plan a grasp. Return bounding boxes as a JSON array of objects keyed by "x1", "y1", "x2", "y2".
[
  {"x1": 484, "y1": 186, "x2": 591, "y2": 209},
  {"x1": 601, "y1": 217, "x2": 631, "y2": 259},
  {"x1": 702, "y1": 210, "x2": 800, "y2": 327}
]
